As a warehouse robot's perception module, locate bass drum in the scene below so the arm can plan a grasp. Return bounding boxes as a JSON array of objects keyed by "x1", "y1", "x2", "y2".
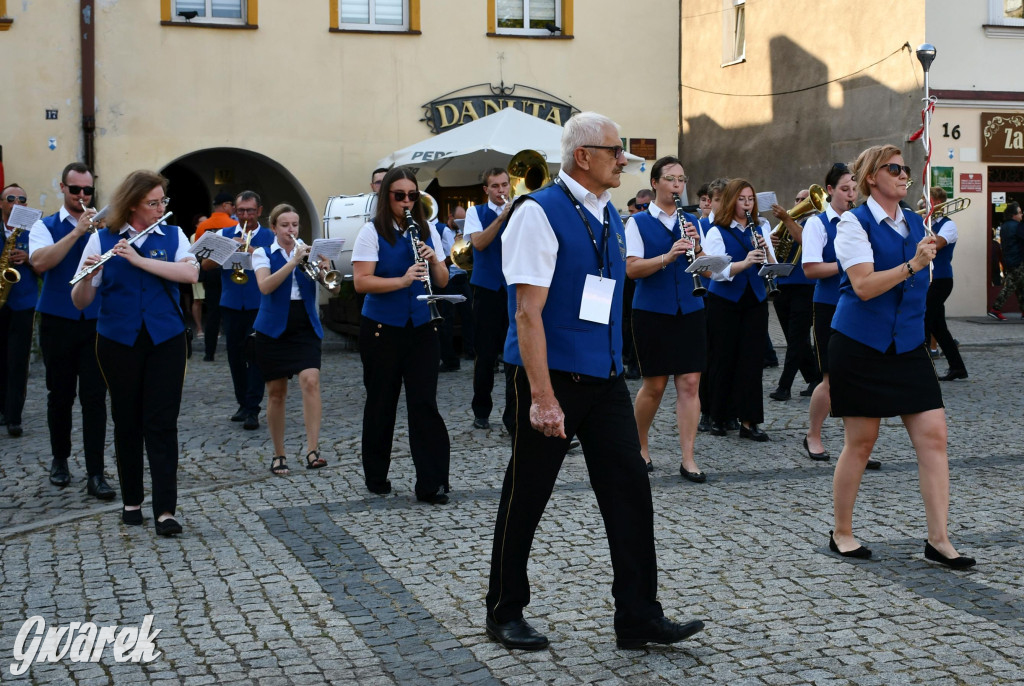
[{"x1": 322, "y1": 193, "x2": 378, "y2": 280}]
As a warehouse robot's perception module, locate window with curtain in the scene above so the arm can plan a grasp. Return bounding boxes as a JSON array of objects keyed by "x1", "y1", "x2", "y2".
[
  {"x1": 721, "y1": 0, "x2": 745, "y2": 65},
  {"x1": 495, "y1": 0, "x2": 559, "y2": 35},
  {"x1": 340, "y1": 0, "x2": 408, "y2": 30},
  {"x1": 173, "y1": 0, "x2": 245, "y2": 22}
]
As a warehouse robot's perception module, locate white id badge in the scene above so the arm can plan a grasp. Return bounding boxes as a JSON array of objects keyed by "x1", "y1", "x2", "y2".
[{"x1": 579, "y1": 274, "x2": 616, "y2": 324}]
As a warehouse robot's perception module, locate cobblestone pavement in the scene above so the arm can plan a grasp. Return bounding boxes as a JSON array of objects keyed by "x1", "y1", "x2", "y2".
[{"x1": 1, "y1": 315, "x2": 1023, "y2": 684}]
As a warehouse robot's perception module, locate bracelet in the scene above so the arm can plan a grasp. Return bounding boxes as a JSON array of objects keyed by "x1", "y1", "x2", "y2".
[
  {"x1": 661, "y1": 254, "x2": 667, "y2": 270},
  {"x1": 905, "y1": 261, "x2": 915, "y2": 278}
]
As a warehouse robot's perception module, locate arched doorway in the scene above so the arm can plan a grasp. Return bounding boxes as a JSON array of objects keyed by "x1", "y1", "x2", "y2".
[{"x1": 160, "y1": 148, "x2": 319, "y2": 241}]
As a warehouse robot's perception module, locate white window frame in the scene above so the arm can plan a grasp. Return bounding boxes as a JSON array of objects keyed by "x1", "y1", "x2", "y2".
[
  {"x1": 338, "y1": 0, "x2": 409, "y2": 32},
  {"x1": 985, "y1": 0, "x2": 1024, "y2": 37},
  {"x1": 721, "y1": 0, "x2": 745, "y2": 66},
  {"x1": 171, "y1": 0, "x2": 247, "y2": 25},
  {"x1": 495, "y1": 0, "x2": 561, "y2": 37}
]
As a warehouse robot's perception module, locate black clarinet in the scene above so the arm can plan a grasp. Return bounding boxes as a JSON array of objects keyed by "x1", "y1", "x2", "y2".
[
  {"x1": 747, "y1": 211, "x2": 779, "y2": 300},
  {"x1": 404, "y1": 209, "x2": 443, "y2": 323},
  {"x1": 673, "y1": 193, "x2": 706, "y2": 297}
]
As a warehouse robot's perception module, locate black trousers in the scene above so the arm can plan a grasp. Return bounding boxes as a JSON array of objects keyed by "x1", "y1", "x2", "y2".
[
  {"x1": 202, "y1": 273, "x2": 222, "y2": 358},
  {"x1": 96, "y1": 328, "x2": 186, "y2": 517},
  {"x1": 438, "y1": 272, "x2": 474, "y2": 366},
  {"x1": 221, "y1": 306, "x2": 263, "y2": 414},
  {"x1": 622, "y1": 278, "x2": 637, "y2": 367},
  {"x1": 359, "y1": 318, "x2": 451, "y2": 497},
  {"x1": 486, "y1": 367, "x2": 663, "y2": 630},
  {"x1": 925, "y1": 278, "x2": 966, "y2": 371},
  {"x1": 0, "y1": 307, "x2": 34, "y2": 426},
  {"x1": 471, "y1": 285, "x2": 508, "y2": 420},
  {"x1": 773, "y1": 284, "x2": 821, "y2": 391},
  {"x1": 706, "y1": 291, "x2": 768, "y2": 424},
  {"x1": 38, "y1": 313, "x2": 107, "y2": 475}
]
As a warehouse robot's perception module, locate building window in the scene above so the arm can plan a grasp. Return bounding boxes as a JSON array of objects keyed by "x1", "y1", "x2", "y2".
[
  {"x1": 0, "y1": 0, "x2": 13, "y2": 31},
  {"x1": 721, "y1": 0, "x2": 745, "y2": 65},
  {"x1": 162, "y1": 0, "x2": 257, "y2": 26},
  {"x1": 494, "y1": 0, "x2": 561, "y2": 36},
  {"x1": 985, "y1": 0, "x2": 1024, "y2": 37},
  {"x1": 336, "y1": 0, "x2": 411, "y2": 31}
]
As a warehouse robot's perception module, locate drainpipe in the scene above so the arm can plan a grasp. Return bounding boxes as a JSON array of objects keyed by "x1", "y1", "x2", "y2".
[{"x1": 80, "y1": 1, "x2": 96, "y2": 170}]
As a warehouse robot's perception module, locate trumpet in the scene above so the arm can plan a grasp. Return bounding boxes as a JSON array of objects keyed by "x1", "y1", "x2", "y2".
[
  {"x1": 230, "y1": 220, "x2": 254, "y2": 285},
  {"x1": 70, "y1": 212, "x2": 172, "y2": 285},
  {"x1": 673, "y1": 193, "x2": 706, "y2": 297},
  {"x1": 404, "y1": 208, "x2": 443, "y2": 324},
  {"x1": 294, "y1": 238, "x2": 342, "y2": 295},
  {"x1": 79, "y1": 200, "x2": 109, "y2": 233},
  {"x1": 747, "y1": 211, "x2": 780, "y2": 301}
]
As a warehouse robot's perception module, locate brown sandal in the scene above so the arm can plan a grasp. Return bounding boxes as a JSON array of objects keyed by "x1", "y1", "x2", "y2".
[
  {"x1": 305, "y1": 450, "x2": 327, "y2": 470},
  {"x1": 270, "y1": 456, "x2": 289, "y2": 475}
]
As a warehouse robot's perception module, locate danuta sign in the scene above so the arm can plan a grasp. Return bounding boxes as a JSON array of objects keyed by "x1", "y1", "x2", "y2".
[
  {"x1": 421, "y1": 83, "x2": 578, "y2": 134},
  {"x1": 981, "y1": 112, "x2": 1024, "y2": 162},
  {"x1": 10, "y1": 615, "x2": 161, "y2": 676}
]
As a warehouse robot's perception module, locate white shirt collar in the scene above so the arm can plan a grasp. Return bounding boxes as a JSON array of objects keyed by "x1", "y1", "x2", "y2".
[
  {"x1": 865, "y1": 196, "x2": 907, "y2": 228},
  {"x1": 269, "y1": 238, "x2": 295, "y2": 257},
  {"x1": 118, "y1": 223, "x2": 165, "y2": 236},
  {"x1": 556, "y1": 170, "x2": 611, "y2": 210},
  {"x1": 824, "y1": 204, "x2": 842, "y2": 222},
  {"x1": 487, "y1": 199, "x2": 507, "y2": 213},
  {"x1": 59, "y1": 206, "x2": 74, "y2": 223},
  {"x1": 648, "y1": 203, "x2": 672, "y2": 221}
]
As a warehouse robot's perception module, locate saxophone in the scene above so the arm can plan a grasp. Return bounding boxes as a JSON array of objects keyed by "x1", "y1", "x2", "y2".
[{"x1": 0, "y1": 227, "x2": 25, "y2": 310}]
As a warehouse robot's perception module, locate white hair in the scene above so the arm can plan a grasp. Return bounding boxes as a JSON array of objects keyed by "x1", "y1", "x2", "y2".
[{"x1": 561, "y1": 112, "x2": 620, "y2": 172}]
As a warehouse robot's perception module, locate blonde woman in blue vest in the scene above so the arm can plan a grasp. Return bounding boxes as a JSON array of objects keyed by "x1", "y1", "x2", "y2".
[
  {"x1": 251, "y1": 204, "x2": 327, "y2": 476},
  {"x1": 352, "y1": 167, "x2": 452, "y2": 505},
  {"x1": 828, "y1": 145, "x2": 974, "y2": 569},
  {"x1": 71, "y1": 170, "x2": 197, "y2": 537}
]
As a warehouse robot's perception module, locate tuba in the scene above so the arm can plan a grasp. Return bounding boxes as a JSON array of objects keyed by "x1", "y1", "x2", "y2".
[
  {"x1": 507, "y1": 149, "x2": 551, "y2": 198},
  {"x1": 773, "y1": 184, "x2": 827, "y2": 263}
]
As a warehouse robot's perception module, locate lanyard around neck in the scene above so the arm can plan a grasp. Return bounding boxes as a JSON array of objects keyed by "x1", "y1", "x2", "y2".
[{"x1": 555, "y1": 177, "x2": 611, "y2": 277}]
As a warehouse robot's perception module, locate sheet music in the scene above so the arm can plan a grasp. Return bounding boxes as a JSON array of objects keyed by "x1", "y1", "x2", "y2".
[
  {"x1": 686, "y1": 254, "x2": 730, "y2": 274},
  {"x1": 189, "y1": 231, "x2": 246, "y2": 266},
  {"x1": 418, "y1": 294, "x2": 466, "y2": 303},
  {"x1": 222, "y1": 253, "x2": 253, "y2": 271},
  {"x1": 309, "y1": 238, "x2": 345, "y2": 262},
  {"x1": 756, "y1": 191, "x2": 778, "y2": 213},
  {"x1": 7, "y1": 205, "x2": 43, "y2": 229}
]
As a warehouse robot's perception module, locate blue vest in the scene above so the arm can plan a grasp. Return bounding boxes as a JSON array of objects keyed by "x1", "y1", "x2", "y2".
[
  {"x1": 504, "y1": 184, "x2": 626, "y2": 378},
  {"x1": 469, "y1": 204, "x2": 504, "y2": 291},
  {"x1": 95, "y1": 227, "x2": 185, "y2": 346},
  {"x1": 36, "y1": 212, "x2": 100, "y2": 320},
  {"x1": 832, "y1": 205, "x2": 928, "y2": 354},
  {"x1": 219, "y1": 225, "x2": 274, "y2": 311},
  {"x1": 776, "y1": 219, "x2": 814, "y2": 286},
  {"x1": 707, "y1": 224, "x2": 767, "y2": 303},
  {"x1": 4, "y1": 229, "x2": 39, "y2": 312},
  {"x1": 254, "y1": 249, "x2": 323, "y2": 339},
  {"x1": 361, "y1": 225, "x2": 440, "y2": 327},
  {"x1": 631, "y1": 211, "x2": 704, "y2": 315},
  {"x1": 812, "y1": 211, "x2": 843, "y2": 306},
  {"x1": 931, "y1": 216, "x2": 955, "y2": 280}
]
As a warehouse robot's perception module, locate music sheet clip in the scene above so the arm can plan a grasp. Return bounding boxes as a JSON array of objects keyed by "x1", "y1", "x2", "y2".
[
  {"x1": 7, "y1": 205, "x2": 43, "y2": 229},
  {"x1": 419, "y1": 294, "x2": 466, "y2": 303},
  {"x1": 223, "y1": 253, "x2": 253, "y2": 271},
  {"x1": 189, "y1": 231, "x2": 246, "y2": 266},
  {"x1": 685, "y1": 254, "x2": 730, "y2": 274},
  {"x1": 758, "y1": 263, "x2": 795, "y2": 278}
]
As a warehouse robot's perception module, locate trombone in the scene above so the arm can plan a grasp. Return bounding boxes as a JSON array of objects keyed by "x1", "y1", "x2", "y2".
[
  {"x1": 230, "y1": 220, "x2": 254, "y2": 285},
  {"x1": 294, "y1": 238, "x2": 342, "y2": 295},
  {"x1": 916, "y1": 197, "x2": 971, "y2": 220}
]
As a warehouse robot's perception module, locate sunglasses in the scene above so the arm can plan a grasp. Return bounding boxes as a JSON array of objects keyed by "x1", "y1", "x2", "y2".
[
  {"x1": 4, "y1": 195, "x2": 27, "y2": 204},
  {"x1": 635, "y1": 202, "x2": 650, "y2": 210},
  {"x1": 66, "y1": 185, "x2": 95, "y2": 195},
  {"x1": 583, "y1": 144, "x2": 625, "y2": 158},
  {"x1": 876, "y1": 163, "x2": 911, "y2": 177},
  {"x1": 391, "y1": 190, "x2": 420, "y2": 202}
]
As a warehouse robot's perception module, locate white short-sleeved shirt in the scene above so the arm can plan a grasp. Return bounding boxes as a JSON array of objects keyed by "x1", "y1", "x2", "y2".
[
  {"x1": 463, "y1": 200, "x2": 508, "y2": 237},
  {"x1": 252, "y1": 240, "x2": 302, "y2": 300},
  {"x1": 501, "y1": 171, "x2": 609, "y2": 288},
  {"x1": 800, "y1": 204, "x2": 842, "y2": 264},
  {"x1": 76, "y1": 224, "x2": 194, "y2": 287},
  {"x1": 28, "y1": 206, "x2": 74, "y2": 256},
  {"x1": 624, "y1": 204, "x2": 677, "y2": 259},
  {"x1": 936, "y1": 217, "x2": 958, "y2": 245},
  {"x1": 350, "y1": 222, "x2": 446, "y2": 263},
  {"x1": 835, "y1": 196, "x2": 909, "y2": 271},
  {"x1": 702, "y1": 217, "x2": 776, "y2": 281}
]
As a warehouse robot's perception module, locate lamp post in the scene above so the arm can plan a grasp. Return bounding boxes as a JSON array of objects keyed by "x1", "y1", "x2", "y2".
[{"x1": 916, "y1": 43, "x2": 937, "y2": 235}]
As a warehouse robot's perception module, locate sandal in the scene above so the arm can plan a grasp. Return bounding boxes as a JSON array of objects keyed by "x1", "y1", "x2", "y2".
[
  {"x1": 305, "y1": 450, "x2": 327, "y2": 470},
  {"x1": 270, "y1": 456, "x2": 289, "y2": 476}
]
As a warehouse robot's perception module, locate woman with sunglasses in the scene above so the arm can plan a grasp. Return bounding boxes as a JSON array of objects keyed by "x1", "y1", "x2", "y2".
[
  {"x1": 624, "y1": 156, "x2": 707, "y2": 481},
  {"x1": 71, "y1": 170, "x2": 197, "y2": 537},
  {"x1": 827, "y1": 145, "x2": 974, "y2": 568},
  {"x1": 251, "y1": 204, "x2": 328, "y2": 476},
  {"x1": 702, "y1": 178, "x2": 777, "y2": 442},
  {"x1": 352, "y1": 167, "x2": 452, "y2": 505}
]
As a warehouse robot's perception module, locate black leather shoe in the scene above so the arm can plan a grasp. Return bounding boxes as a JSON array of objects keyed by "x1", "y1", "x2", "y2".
[
  {"x1": 155, "y1": 517, "x2": 183, "y2": 536},
  {"x1": 828, "y1": 530, "x2": 871, "y2": 559},
  {"x1": 49, "y1": 459, "x2": 71, "y2": 488},
  {"x1": 803, "y1": 437, "x2": 830, "y2": 461},
  {"x1": 230, "y1": 408, "x2": 246, "y2": 422},
  {"x1": 938, "y1": 368, "x2": 968, "y2": 381},
  {"x1": 768, "y1": 387, "x2": 791, "y2": 401},
  {"x1": 87, "y1": 475, "x2": 116, "y2": 500},
  {"x1": 616, "y1": 616, "x2": 705, "y2": 649},
  {"x1": 416, "y1": 487, "x2": 449, "y2": 505},
  {"x1": 568, "y1": 439, "x2": 581, "y2": 451},
  {"x1": 725, "y1": 418, "x2": 740, "y2": 431},
  {"x1": 680, "y1": 464, "x2": 707, "y2": 483},
  {"x1": 739, "y1": 424, "x2": 769, "y2": 442},
  {"x1": 799, "y1": 382, "x2": 819, "y2": 397},
  {"x1": 865, "y1": 459, "x2": 881, "y2": 470},
  {"x1": 763, "y1": 358, "x2": 779, "y2": 369},
  {"x1": 473, "y1": 417, "x2": 490, "y2": 430},
  {"x1": 438, "y1": 361, "x2": 461, "y2": 372},
  {"x1": 366, "y1": 480, "x2": 392, "y2": 495},
  {"x1": 697, "y1": 413, "x2": 710, "y2": 433},
  {"x1": 708, "y1": 421, "x2": 726, "y2": 437},
  {"x1": 924, "y1": 541, "x2": 976, "y2": 569},
  {"x1": 243, "y1": 414, "x2": 259, "y2": 430},
  {"x1": 624, "y1": 365, "x2": 642, "y2": 380},
  {"x1": 121, "y1": 507, "x2": 143, "y2": 526},
  {"x1": 7, "y1": 423, "x2": 23, "y2": 437},
  {"x1": 486, "y1": 616, "x2": 549, "y2": 651}
]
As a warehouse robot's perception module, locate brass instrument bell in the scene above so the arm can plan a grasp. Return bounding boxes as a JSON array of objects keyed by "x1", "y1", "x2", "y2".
[
  {"x1": 230, "y1": 221, "x2": 253, "y2": 285},
  {"x1": 507, "y1": 149, "x2": 551, "y2": 198}
]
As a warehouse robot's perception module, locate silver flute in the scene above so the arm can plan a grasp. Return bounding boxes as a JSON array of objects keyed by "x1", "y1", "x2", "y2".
[{"x1": 70, "y1": 212, "x2": 172, "y2": 285}]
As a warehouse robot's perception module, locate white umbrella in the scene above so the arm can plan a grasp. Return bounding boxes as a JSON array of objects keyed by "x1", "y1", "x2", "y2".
[{"x1": 377, "y1": 107, "x2": 643, "y2": 187}]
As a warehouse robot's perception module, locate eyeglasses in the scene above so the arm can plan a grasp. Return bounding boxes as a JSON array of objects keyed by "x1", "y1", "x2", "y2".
[
  {"x1": 660, "y1": 175, "x2": 689, "y2": 184},
  {"x1": 635, "y1": 202, "x2": 650, "y2": 211},
  {"x1": 4, "y1": 195, "x2": 27, "y2": 204},
  {"x1": 66, "y1": 185, "x2": 95, "y2": 195},
  {"x1": 583, "y1": 145, "x2": 625, "y2": 158},
  {"x1": 876, "y1": 163, "x2": 911, "y2": 177},
  {"x1": 144, "y1": 197, "x2": 171, "y2": 208},
  {"x1": 391, "y1": 191, "x2": 420, "y2": 202},
  {"x1": 236, "y1": 207, "x2": 259, "y2": 215}
]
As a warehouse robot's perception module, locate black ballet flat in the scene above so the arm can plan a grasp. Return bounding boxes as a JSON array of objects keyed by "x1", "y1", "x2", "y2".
[
  {"x1": 679, "y1": 465, "x2": 707, "y2": 483},
  {"x1": 803, "y1": 437, "x2": 830, "y2": 461},
  {"x1": 828, "y1": 530, "x2": 871, "y2": 559},
  {"x1": 924, "y1": 541, "x2": 976, "y2": 569}
]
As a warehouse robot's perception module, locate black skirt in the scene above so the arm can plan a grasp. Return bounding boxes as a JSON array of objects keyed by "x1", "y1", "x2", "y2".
[
  {"x1": 812, "y1": 303, "x2": 837, "y2": 375},
  {"x1": 255, "y1": 301, "x2": 322, "y2": 382},
  {"x1": 631, "y1": 308, "x2": 707, "y2": 377},
  {"x1": 828, "y1": 331, "x2": 942, "y2": 418}
]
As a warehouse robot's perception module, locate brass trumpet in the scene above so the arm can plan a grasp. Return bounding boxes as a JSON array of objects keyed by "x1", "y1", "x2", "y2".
[
  {"x1": 230, "y1": 221, "x2": 254, "y2": 285},
  {"x1": 79, "y1": 200, "x2": 109, "y2": 233},
  {"x1": 294, "y1": 238, "x2": 342, "y2": 295}
]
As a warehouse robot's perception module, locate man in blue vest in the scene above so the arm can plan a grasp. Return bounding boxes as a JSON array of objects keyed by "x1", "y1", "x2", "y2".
[
  {"x1": 200, "y1": 191, "x2": 273, "y2": 430},
  {"x1": 485, "y1": 112, "x2": 705, "y2": 651},
  {"x1": 28, "y1": 162, "x2": 114, "y2": 499},
  {"x1": 465, "y1": 168, "x2": 512, "y2": 429}
]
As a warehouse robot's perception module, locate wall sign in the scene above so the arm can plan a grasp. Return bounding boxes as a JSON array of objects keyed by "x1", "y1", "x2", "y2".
[
  {"x1": 981, "y1": 112, "x2": 1024, "y2": 162},
  {"x1": 959, "y1": 173, "x2": 982, "y2": 193},
  {"x1": 629, "y1": 139, "x2": 657, "y2": 160},
  {"x1": 421, "y1": 83, "x2": 578, "y2": 134},
  {"x1": 931, "y1": 166, "x2": 954, "y2": 197}
]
